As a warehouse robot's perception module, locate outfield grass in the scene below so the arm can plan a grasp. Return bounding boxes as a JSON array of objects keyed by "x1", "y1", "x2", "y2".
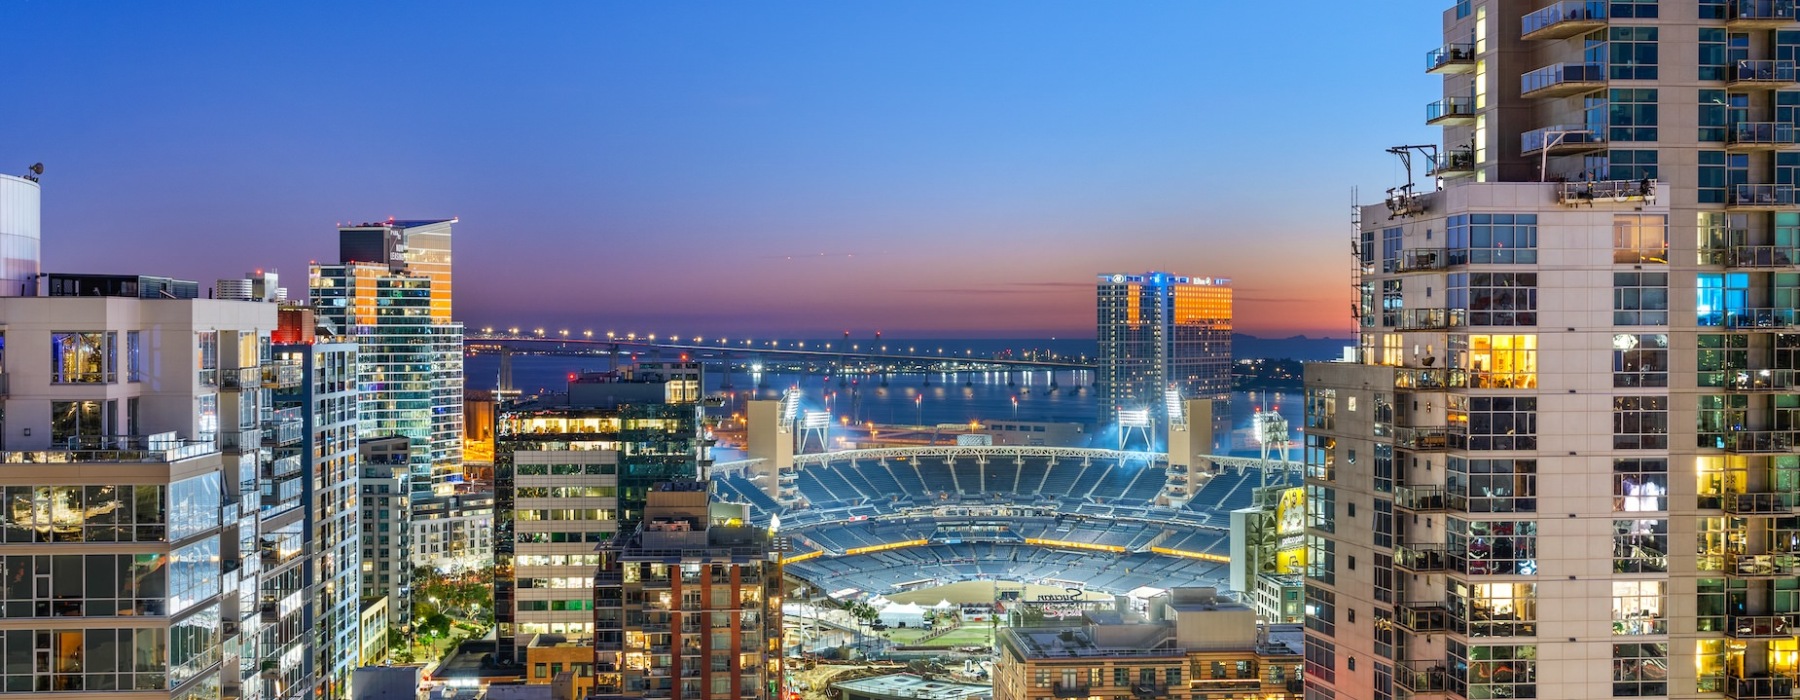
[{"x1": 883, "y1": 625, "x2": 994, "y2": 648}]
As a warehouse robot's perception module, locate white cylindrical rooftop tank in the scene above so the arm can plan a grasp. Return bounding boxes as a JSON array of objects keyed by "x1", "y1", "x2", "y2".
[{"x1": 0, "y1": 175, "x2": 41, "y2": 297}]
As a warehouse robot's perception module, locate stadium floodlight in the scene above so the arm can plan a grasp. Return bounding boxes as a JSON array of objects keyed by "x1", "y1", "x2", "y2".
[
  {"x1": 1118, "y1": 409, "x2": 1151, "y2": 429},
  {"x1": 781, "y1": 388, "x2": 801, "y2": 423},
  {"x1": 1164, "y1": 389, "x2": 1185, "y2": 427},
  {"x1": 802, "y1": 411, "x2": 832, "y2": 429}
]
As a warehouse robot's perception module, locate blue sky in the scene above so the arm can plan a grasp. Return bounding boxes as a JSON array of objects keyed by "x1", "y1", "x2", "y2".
[{"x1": 0, "y1": 1, "x2": 1443, "y2": 337}]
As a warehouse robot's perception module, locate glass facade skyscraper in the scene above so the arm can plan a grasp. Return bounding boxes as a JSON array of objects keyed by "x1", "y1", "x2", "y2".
[
  {"x1": 310, "y1": 219, "x2": 464, "y2": 501},
  {"x1": 1096, "y1": 271, "x2": 1232, "y2": 438}
]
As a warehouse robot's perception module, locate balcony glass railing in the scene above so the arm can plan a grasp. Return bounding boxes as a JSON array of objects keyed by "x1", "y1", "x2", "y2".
[
  {"x1": 1730, "y1": 122, "x2": 1799, "y2": 147},
  {"x1": 1395, "y1": 308, "x2": 1466, "y2": 331},
  {"x1": 1427, "y1": 96, "x2": 1476, "y2": 123},
  {"x1": 1395, "y1": 544, "x2": 1451, "y2": 572},
  {"x1": 1557, "y1": 179, "x2": 1655, "y2": 204},
  {"x1": 1521, "y1": 62, "x2": 1604, "y2": 95},
  {"x1": 1722, "y1": 245, "x2": 1800, "y2": 268},
  {"x1": 1732, "y1": 0, "x2": 1799, "y2": 22},
  {"x1": 0, "y1": 435, "x2": 216, "y2": 464},
  {"x1": 1396, "y1": 661, "x2": 1451, "y2": 694},
  {"x1": 1395, "y1": 485, "x2": 1449, "y2": 512},
  {"x1": 1394, "y1": 368, "x2": 1466, "y2": 391},
  {"x1": 1704, "y1": 307, "x2": 1800, "y2": 330},
  {"x1": 1522, "y1": 1, "x2": 1607, "y2": 38},
  {"x1": 1710, "y1": 430, "x2": 1800, "y2": 452},
  {"x1": 1397, "y1": 603, "x2": 1452, "y2": 632},
  {"x1": 1729, "y1": 184, "x2": 1799, "y2": 208},
  {"x1": 1723, "y1": 492, "x2": 1798, "y2": 514},
  {"x1": 1429, "y1": 148, "x2": 1475, "y2": 176},
  {"x1": 1394, "y1": 426, "x2": 1451, "y2": 452},
  {"x1": 1522, "y1": 124, "x2": 1603, "y2": 154},
  {"x1": 1729, "y1": 614, "x2": 1796, "y2": 638},
  {"x1": 1734, "y1": 553, "x2": 1800, "y2": 577},
  {"x1": 1427, "y1": 43, "x2": 1476, "y2": 72},
  {"x1": 1725, "y1": 369, "x2": 1800, "y2": 391},
  {"x1": 1732, "y1": 60, "x2": 1800, "y2": 85},
  {"x1": 1726, "y1": 674, "x2": 1794, "y2": 700},
  {"x1": 1396, "y1": 248, "x2": 1448, "y2": 272}
]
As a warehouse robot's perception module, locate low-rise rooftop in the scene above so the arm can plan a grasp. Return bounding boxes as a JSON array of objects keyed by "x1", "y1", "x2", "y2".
[{"x1": 831, "y1": 673, "x2": 992, "y2": 700}]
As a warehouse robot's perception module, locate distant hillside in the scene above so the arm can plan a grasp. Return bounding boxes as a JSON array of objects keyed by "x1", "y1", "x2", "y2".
[{"x1": 1233, "y1": 334, "x2": 1353, "y2": 361}]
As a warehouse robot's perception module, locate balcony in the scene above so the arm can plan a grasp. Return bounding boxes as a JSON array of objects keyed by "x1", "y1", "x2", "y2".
[
  {"x1": 262, "y1": 363, "x2": 304, "y2": 389},
  {"x1": 1730, "y1": 122, "x2": 1800, "y2": 150},
  {"x1": 1427, "y1": 43, "x2": 1477, "y2": 74},
  {"x1": 1522, "y1": 1, "x2": 1608, "y2": 41},
  {"x1": 1717, "y1": 430, "x2": 1799, "y2": 453},
  {"x1": 1426, "y1": 97, "x2": 1477, "y2": 126},
  {"x1": 1731, "y1": 60, "x2": 1800, "y2": 89},
  {"x1": 1394, "y1": 426, "x2": 1451, "y2": 452},
  {"x1": 221, "y1": 429, "x2": 263, "y2": 453},
  {"x1": 1396, "y1": 602, "x2": 1453, "y2": 633},
  {"x1": 0, "y1": 434, "x2": 217, "y2": 465},
  {"x1": 1726, "y1": 674, "x2": 1794, "y2": 700},
  {"x1": 1725, "y1": 246, "x2": 1800, "y2": 269},
  {"x1": 1725, "y1": 369, "x2": 1800, "y2": 392},
  {"x1": 1521, "y1": 62, "x2": 1605, "y2": 98},
  {"x1": 1729, "y1": 615, "x2": 1796, "y2": 639},
  {"x1": 1557, "y1": 179, "x2": 1655, "y2": 205},
  {"x1": 1052, "y1": 686, "x2": 1091, "y2": 699},
  {"x1": 220, "y1": 367, "x2": 261, "y2": 390},
  {"x1": 1723, "y1": 492, "x2": 1798, "y2": 515},
  {"x1": 1717, "y1": 307, "x2": 1800, "y2": 331},
  {"x1": 1395, "y1": 249, "x2": 1448, "y2": 273},
  {"x1": 1396, "y1": 661, "x2": 1452, "y2": 695},
  {"x1": 1732, "y1": 554, "x2": 1800, "y2": 578},
  {"x1": 1730, "y1": 0, "x2": 1799, "y2": 27},
  {"x1": 1395, "y1": 308, "x2": 1464, "y2": 331},
  {"x1": 1395, "y1": 544, "x2": 1451, "y2": 573},
  {"x1": 1429, "y1": 148, "x2": 1476, "y2": 179},
  {"x1": 1729, "y1": 184, "x2": 1799, "y2": 210},
  {"x1": 1395, "y1": 485, "x2": 1450, "y2": 513},
  {"x1": 1395, "y1": 368, "x2": 1466, "y2": 392},
  {"x1": 1521, "y1": 124, "x2": 1604, "y2": 155}
]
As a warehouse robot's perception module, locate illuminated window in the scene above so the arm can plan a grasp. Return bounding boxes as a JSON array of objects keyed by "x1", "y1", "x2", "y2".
[
  {"x1": 1613, "y1": 459, "x2": 1668, "y2": 512},
  {"x1": 1614, "y1": 518, "x2": 1669, "y2": 573},
  {"x1": 1458, "y1": 334, "x2": 1536, "y2": 389},
  {"x1": 1612, "y1": 580, "x2": 1665, "y2": 636},
  {"x1": 1613, "y1": 333, "x2": 1668, "y2": 387},
  {"x1": 1615, "y1": 215, "x2": 1669, "y2": 264},
  {"x1": 1452, "y1": 581, "x2": 1536, "y2": 637},
  {"x1": 1612, "y1": 642, "x2": 1667, "y2": 697},
  {"x1": 1449, "y1": 518, "x2": 1537, "y2": 576}
]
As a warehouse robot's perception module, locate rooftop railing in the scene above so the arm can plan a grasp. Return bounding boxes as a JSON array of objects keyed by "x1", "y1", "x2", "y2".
[
  {"x1": 1557, "y1": 179, "x2": 1655, "y2": 204},
  {"x1": 0, "y1": 434, "x2": 216, "y2": 464}
]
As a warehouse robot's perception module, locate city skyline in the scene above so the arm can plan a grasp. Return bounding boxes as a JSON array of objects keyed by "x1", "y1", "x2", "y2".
[{"x1": 0, "y1": 1, "x2": 1444, "y2": 338}]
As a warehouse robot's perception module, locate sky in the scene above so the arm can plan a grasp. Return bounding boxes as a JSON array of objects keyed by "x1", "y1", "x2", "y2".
[{"x1": 0, "y1": 1, "x2": 1444, "y2": 339}]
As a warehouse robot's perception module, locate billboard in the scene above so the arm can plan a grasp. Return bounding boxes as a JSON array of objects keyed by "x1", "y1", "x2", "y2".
[{"x1": 1275, "y1": 487, "x2": 1306, "y2": 574}]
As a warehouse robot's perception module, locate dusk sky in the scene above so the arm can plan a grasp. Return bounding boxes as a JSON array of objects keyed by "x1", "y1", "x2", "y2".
[{"x1": 2, "y1": 1, "x2": 1442, "y2": 338}]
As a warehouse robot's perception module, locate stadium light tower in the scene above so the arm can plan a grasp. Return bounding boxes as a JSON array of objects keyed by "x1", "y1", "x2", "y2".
[
  {"x1": 1252, "y1": 391, "x2": 1295, "y2": 488},
  {"x1": 1119, "y1": 408, "x2": 1152, "y2": 451},
  {"x1": 799, "y1": 411, "x2": 831, "y2": 454},
  {"x1": 779, "y1": 387, "x2": 801, "y2": 434},
  {"x1": 1164, "y1": 388, "x2": 1186, "y2": 430}
]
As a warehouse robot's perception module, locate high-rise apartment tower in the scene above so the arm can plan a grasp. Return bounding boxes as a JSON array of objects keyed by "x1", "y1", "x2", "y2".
[{"x1": 1306, "y1": 4, "x2": 1800, "y2": 700}]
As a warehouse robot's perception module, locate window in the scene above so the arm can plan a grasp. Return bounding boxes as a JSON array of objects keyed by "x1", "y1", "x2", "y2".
[
  {"x1": 1459, "y1": 643, "x2": 1536, "y2": 700},
  {"x1": 1450, "y1": 519, "x2": 1538, "y2": 575},
  {"x1": 1613, "y1": 272, "x2": 1669, "y2": 325},
  {"x1": 1382, "y1": 279, "x2": 1403, "y2": 328},
  {"x1": 50, "y1": 401, "x2": 104, "y2": 446},
  {"x1": 1614, "y1": 459, "x2": 1668, "y2": 512},
  {"x1": 51, "y1": 332, "x2": 114, "y2": 384},
  {"x1": 1613, "y1": 333, "x2": 1668, "y2": 387},
  {"x1": 1374, "y1": 444, "x2": 1394, "y2": 494},
  {"x1": 1451, "y1": 581, "x2": 1537, "y2": 637},
  {"x1": 1448, "y1": 458, "x2": 1537, "y2": 513},
  {"x1": 1614, "y1": 214, "x2": 1668, "y2": 263},
  {"x1": 1613, "y1": 518, "x2": 1668, "y2": 573},
  {"x1": 1305, "y1": 636, "x2": 1336, "y2": 684},
  {"x1": 1373, "y1": 499, "x2": 1394, "y2": 548},
  {"x1": 1449, "y1": 272, "x2": 1537, "y2": 326},
  {"x1": 1373, "y1": 554, "x2": 1394, "y2": 605},
  {"x1": 1700, "y1": 29, "x2": 1729, "y2": 83},
  {"x1": 1307, "y1": 484, "x2": 1335, "y2": 533},
  {"x1": 1382, "y1": 226, "x2": 1403, "y2": 273},
  {"x1": 1306, "y1": 534, "x2": 1335, "y2": 586},
  {"x1": 1594, "y1": 148, "x2": 1658, "y2": 181},
  {"x1": 1456, "y1": 334, "x2": 1537, "y2": 389},
  {"x1": 1590, "y1": 89, "x2": 1657, "y2": 143},
  {"x1": 1306, "y1": 587, "x2": 1336, "y2": 637},
  {"x1": 1613, "y1": 643, "x2": 1668, "y2": 696},
  {"x1": 125, "y1": 331, "x2": 141, "y2": 382},
  {"x1": 1613, "y1": 396, "x2": 1669, "y2": 449},
  {"x1": 1590, "y1": 26, "x2": 1657, "y2": 80},
  {"x1": 1446, "y1": 214, "x2": 1538, "y2": 265},
  {"x1": 1449, "y1": 396, "x2": 1537, "y2": 451},
  {"x1": 1609, "y1": 0, "x2": 1657, "y2": 18},
  {"x1": 1612, "y1": 580, "x2": 1666, "y2": 636},
  {"x1": 1699, "y1": 149, "x2": 1729, "y2": 203},
  {"x1": 196, "y1": 331, "x2": 217, "y2": 387}
]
